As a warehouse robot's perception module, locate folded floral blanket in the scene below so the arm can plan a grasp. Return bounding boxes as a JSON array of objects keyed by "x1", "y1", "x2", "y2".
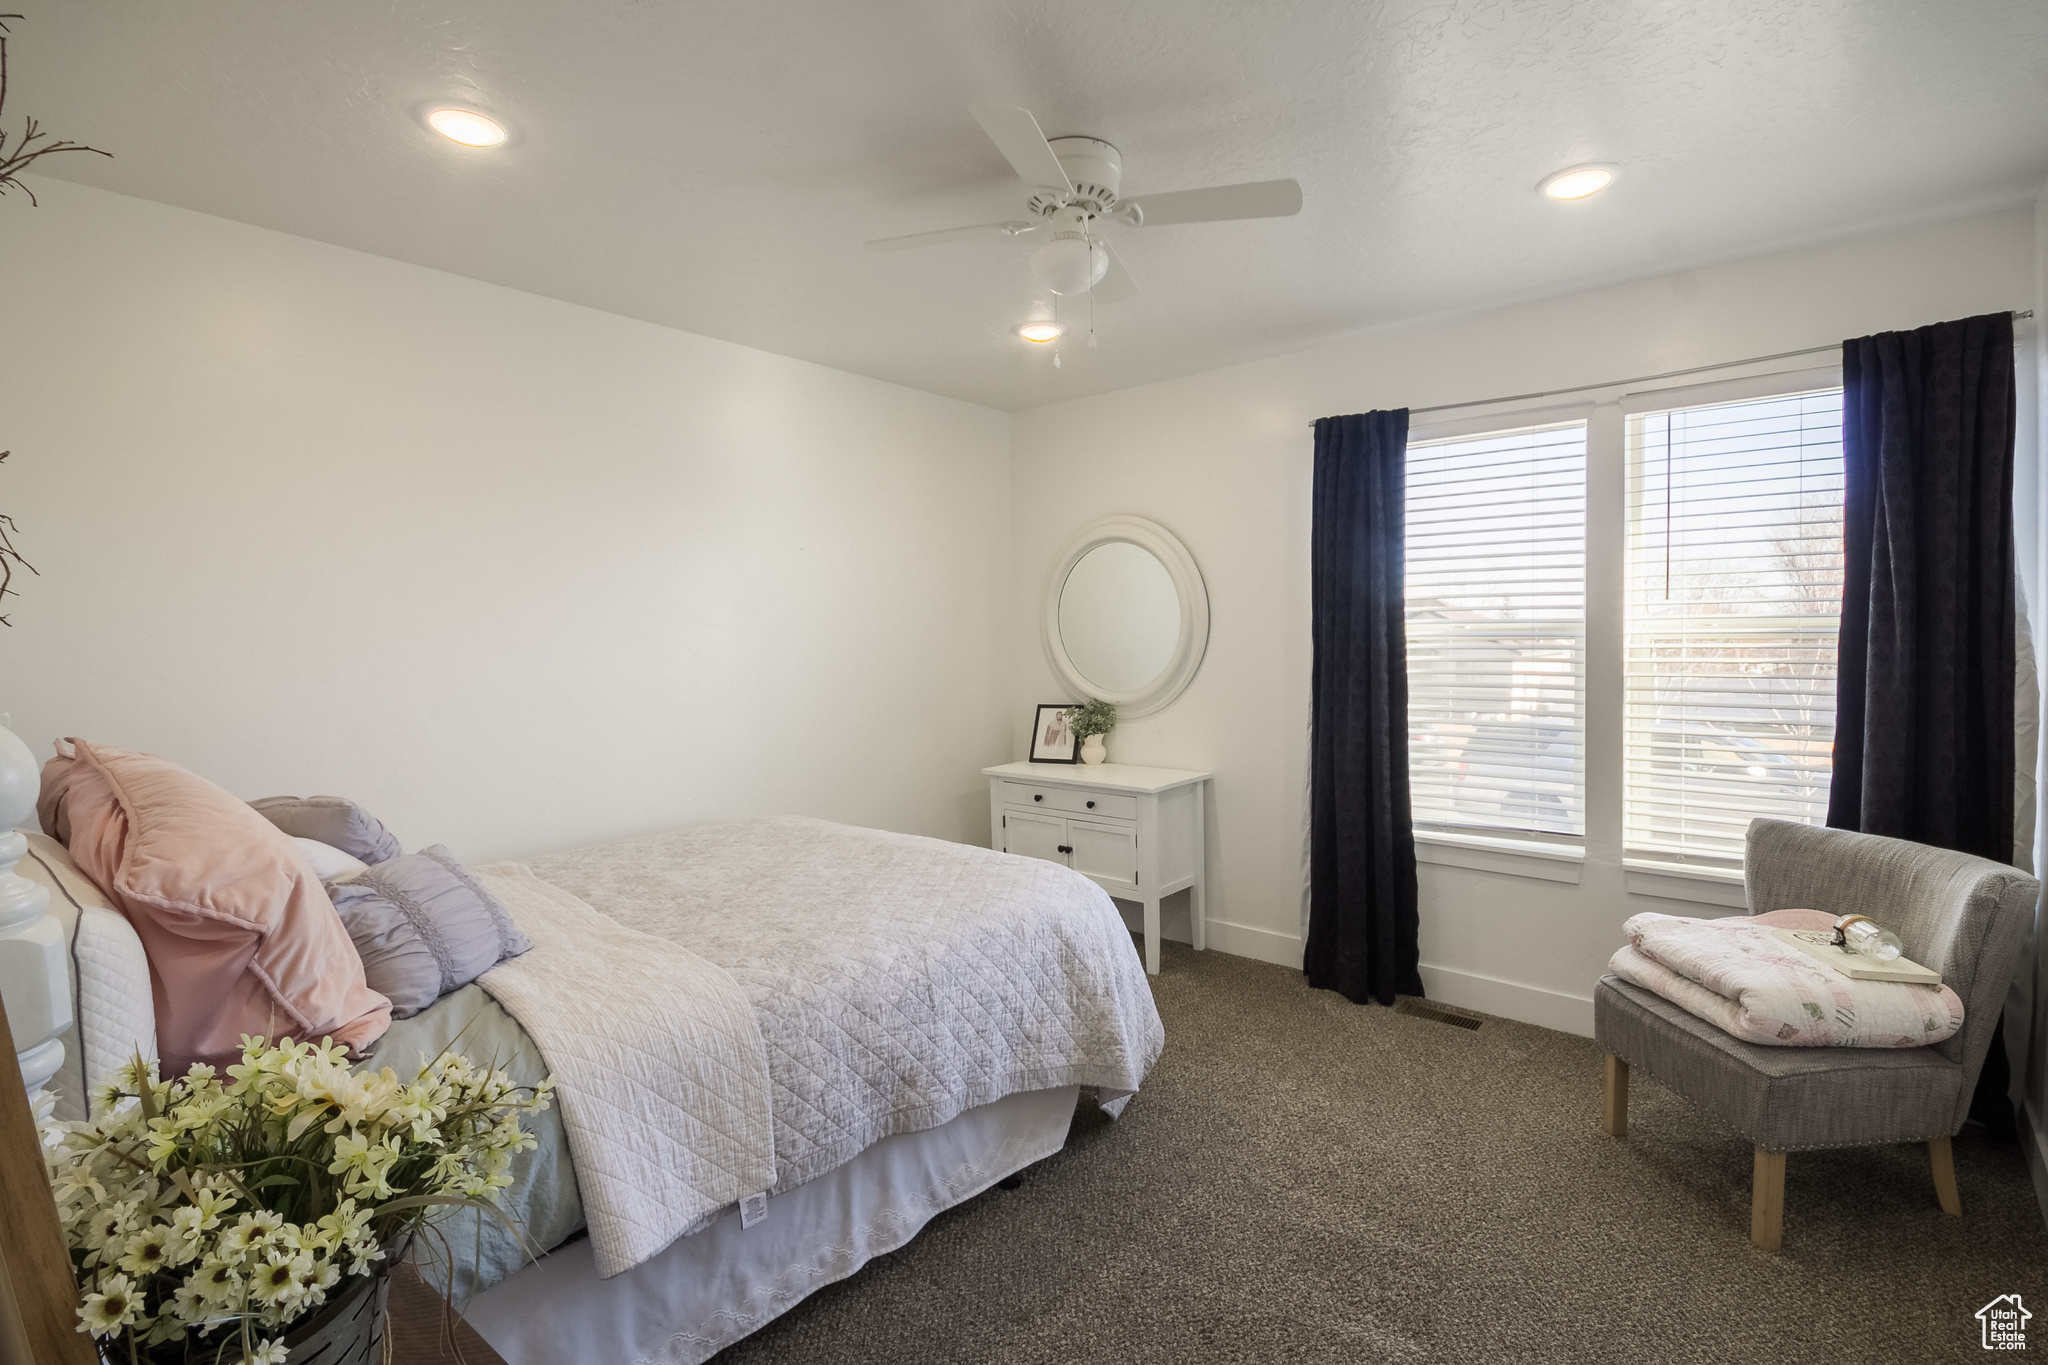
[{"x1": 1609, "y1": 911, "x2": 1964, "y2": 1048}]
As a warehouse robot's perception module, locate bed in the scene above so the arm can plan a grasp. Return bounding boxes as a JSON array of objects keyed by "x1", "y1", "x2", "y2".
[{"x1": 40, "y1": 813, "x2": 1164, "y2": 1364}]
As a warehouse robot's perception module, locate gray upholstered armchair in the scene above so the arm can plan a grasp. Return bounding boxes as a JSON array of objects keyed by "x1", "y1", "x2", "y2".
[{"x1": 1594, "y1": 818, "x2": 2039, "y2": 1251}]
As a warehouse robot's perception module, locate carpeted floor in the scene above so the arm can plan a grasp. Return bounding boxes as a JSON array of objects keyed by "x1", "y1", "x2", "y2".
[{"x1": 398, "y1": 941, "x2": 2048, "y2": 1363}]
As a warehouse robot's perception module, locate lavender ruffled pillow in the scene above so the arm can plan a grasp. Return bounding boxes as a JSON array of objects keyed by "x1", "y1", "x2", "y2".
[
  {"x1": 251, "y1": 795, "x2": 402, "y2": 865},
  {"x1": 326, "y1": 846, "x2": 531, "y2": 1018}
]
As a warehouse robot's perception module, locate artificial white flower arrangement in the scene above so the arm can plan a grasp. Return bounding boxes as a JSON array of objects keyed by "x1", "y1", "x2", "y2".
[{"x1": 45, "y1": 1035, "x2": 553, "y2": 1364}]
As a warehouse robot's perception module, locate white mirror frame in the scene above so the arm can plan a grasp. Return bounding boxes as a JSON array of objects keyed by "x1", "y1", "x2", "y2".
[{"x1": 1043, "y1": 514, "x2": 1210, "y2": 719}]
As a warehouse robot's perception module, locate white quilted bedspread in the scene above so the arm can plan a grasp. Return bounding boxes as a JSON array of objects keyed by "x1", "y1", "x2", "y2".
[
  {"x1": 474, "y1": 865, "x2": 776, "y2": 1280},
  {"x1": 529, "y1": 817, "x2": 1165, "y2": 1199}
]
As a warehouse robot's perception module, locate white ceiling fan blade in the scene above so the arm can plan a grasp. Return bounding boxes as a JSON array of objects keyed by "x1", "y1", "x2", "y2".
[
  {"x1": 1121, "y1": 178, "x2": 1302, "y2": 226},
  {"x1": 969, "y1": 104, "x2": 1073, "y2": 193},
  {"x1": 866, "y1": 221, "x2": 1038, "y2": 251},
  {"x1": 1092, "y1": 240, "x2": 1139, "y2": 304}
]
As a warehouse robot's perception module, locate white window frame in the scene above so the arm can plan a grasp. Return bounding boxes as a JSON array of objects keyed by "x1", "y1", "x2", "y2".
[
  {"x1": 1616, "y1": 366, "x2": 1844, "y2": 884},
  {"x1": 1405, "y1": 405, "x2": 1592, "y2": 881},
  {"x1": 1396, "y1": 366, "x2": 1845, "y2": 902}
]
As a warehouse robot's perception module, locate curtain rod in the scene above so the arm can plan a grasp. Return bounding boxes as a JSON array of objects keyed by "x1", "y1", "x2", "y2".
[{"x1": 1312, "y1": 308, "x2": 2035, "y2": 425}]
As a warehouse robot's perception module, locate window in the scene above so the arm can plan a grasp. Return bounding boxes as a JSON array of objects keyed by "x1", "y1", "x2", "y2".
[
  {"x1": 1406, "y1": 421, "x2": 1587, "y2": 837},
  {"x1": 1623, "y1": 386, "x2": 1845, "y2": 864}
]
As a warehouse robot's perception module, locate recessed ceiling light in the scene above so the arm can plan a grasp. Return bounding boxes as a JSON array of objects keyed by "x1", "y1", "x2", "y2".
[
  {"x1": 426, "y1": 107, "x2": 508, "y2": 148},
  {"x1": 1539, "y1": 164, "x2": 1617, "y2": 201},
  {"x1": 1018, "y1": 322, "x2": 1063, "y2": 343}
]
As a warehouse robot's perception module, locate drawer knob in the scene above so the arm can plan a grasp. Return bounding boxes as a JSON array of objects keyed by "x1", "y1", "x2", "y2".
[
  {"x1": 1086, "y1": 800, "x2": 1096, "y2": 808},
  {"x1": 1058, "y1": 844, "x2": 1072, "y2": 854},
  {"x1": 1033, "y1": 794, "x2": 1043, "y2": 801}
]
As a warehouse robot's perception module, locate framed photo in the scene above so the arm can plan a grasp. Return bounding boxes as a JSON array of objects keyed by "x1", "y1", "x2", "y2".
[{"x1": 1029, "y1": 703, "x2": 1079, "y2": 764}]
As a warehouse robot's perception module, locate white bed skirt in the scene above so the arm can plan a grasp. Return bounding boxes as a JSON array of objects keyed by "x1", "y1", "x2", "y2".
[{"x1": 464, "y1": 1085, "x2": 1082, "y2": 1365}]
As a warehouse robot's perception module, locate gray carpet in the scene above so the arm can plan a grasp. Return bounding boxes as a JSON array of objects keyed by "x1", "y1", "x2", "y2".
[{"x1": 715, "y1": 941, "x2": 2048, "y2": 1364}]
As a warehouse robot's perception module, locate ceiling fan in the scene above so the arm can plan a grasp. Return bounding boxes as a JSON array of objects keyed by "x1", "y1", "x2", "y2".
[{"x1": 866, "y1": 104, "x2": 1303, "y2": 306}]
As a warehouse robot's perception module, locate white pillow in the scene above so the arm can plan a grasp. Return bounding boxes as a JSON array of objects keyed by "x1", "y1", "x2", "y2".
[{"x1": 293, "y1": 836, "x2": 370, "y2": 884}]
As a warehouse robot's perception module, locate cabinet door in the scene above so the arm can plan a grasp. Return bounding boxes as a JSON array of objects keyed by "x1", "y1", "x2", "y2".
[
  {"x1": 1068, "y1": 819, "x2": 1138, "y2": 887},
  {"x1": 1004, "y1": 810, "x2": 1070, "y2": 867}
]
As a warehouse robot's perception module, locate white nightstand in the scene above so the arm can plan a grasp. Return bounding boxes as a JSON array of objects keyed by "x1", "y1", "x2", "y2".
[{"x1": 983, "y1": 760, "x2": 1210, "y2": 976}]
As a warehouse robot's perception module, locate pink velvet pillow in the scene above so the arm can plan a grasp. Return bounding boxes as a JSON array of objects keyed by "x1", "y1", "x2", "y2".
[{"x1": 38, "y1": 739, "x2": 391, "y2": 1075}]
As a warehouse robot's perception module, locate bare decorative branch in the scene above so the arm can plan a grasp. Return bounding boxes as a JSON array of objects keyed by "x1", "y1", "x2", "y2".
[
  {"x1": 0, "y1": 14, "x2": 113, "y2": 205},
  {"x1": 0, "y1": 453, "x2": 37, "y2": 627},
  {"x1": 0, "y1": 18, "x2": 98, "y2": 624}
]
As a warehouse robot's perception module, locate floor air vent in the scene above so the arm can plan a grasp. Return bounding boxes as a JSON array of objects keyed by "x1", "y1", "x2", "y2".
[{"x1": 1393, "y1": 998, "x2": 1483, "y2": 1031}]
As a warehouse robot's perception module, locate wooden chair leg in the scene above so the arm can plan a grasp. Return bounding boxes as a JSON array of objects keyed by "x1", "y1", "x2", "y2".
[
  {"x1": 1929, "y1": 1135, "x2": 1962, "y2": 1216},
  {"x1": 1600, "y1": 1055, "x2": 1629, "y2": 1138},
  {"x1": 1751, "y1": 1148, "x2": 1786, "y2": 1252}
]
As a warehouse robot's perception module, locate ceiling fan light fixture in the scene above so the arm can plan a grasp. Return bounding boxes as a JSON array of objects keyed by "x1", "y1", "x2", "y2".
[
  {"x1": 1539, "y1": 164, "x2": 1617, "y2": 201},
  {"x1": 1018, "y1": 322, "x2": 1064, "y2": 343},
  {"x1": 1032, "y1": 233, "x2": 1109, "y2": 295},
  {"x1": 426, "y1": 107, "x2": 509, "y2": 148}
]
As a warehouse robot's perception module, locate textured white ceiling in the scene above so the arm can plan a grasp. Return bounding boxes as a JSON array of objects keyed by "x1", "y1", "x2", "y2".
[{"x1": 14, "y1": 1, "x2": 2048, "y2": 410}]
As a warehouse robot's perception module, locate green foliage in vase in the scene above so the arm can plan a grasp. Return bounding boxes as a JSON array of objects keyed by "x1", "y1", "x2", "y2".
[
  {"x1": 1066, "y1": 699, "x2": 1117, "y2": 740},
  {"x1": 47, "y1": 1038, "x2": 552, "y2": 1363}
]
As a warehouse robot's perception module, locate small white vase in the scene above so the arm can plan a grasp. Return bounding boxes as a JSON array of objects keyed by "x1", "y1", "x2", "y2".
[{"x1": 1080, "y1": 734, "x2": 1107, "y2": 766}]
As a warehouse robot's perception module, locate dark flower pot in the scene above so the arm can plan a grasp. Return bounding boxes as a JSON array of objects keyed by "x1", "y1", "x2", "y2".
[
  {"x1": 271, "y1": 1272, "x2": 388, "y2": 1365},
  {"x1": 106, "y1": 1272, "x2": 387, "y2": 1365}
]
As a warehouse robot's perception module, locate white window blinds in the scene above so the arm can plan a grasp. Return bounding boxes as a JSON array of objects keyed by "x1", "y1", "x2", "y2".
[
  {"x1": 1623, "y1": 386, "x2": 1844, "y2": 864},
  {"x1": 1406, "y1": 421, "x2": 1587, "y2": 837}
]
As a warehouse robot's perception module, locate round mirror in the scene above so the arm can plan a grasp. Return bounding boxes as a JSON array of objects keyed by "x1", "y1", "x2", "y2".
[
  {"x1": 1043, "y1": 515, "x2": 1209, "y2": 718},
  {"x1": 1059, "y1": 543, "x2": 1182, "y2": 693}
]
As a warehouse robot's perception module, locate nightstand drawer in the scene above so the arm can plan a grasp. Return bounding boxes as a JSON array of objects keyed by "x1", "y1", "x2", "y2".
[{"x1": 1001, "y1": 782, "x2": 1138, "y2": 820}]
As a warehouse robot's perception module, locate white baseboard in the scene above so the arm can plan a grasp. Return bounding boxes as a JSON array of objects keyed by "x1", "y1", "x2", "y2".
[
  {"x1": 1110, "y1": 897, "x2": 1307, "y2": 970},
  {"x1": 1418, "y1": 963, "x2": 1595, "y2": 1037},
  {"x1": 1114, "y1": 914, "x2": 1593, "y2": 1028},
  {"x1": 1111, "y1": 899, "x2": 1195, "y2": 947},
  {"x1": 1113, "y1": 913, "x2": 1596, "y2": 1029},
  {"x1": 1202, "y1": 917, "x2": 1305, "y2": 969}
]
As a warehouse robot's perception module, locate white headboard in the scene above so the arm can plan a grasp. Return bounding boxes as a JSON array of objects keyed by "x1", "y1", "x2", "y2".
[{"x1": 0, "y1": 725, "x2": 68, "y2": 1124}]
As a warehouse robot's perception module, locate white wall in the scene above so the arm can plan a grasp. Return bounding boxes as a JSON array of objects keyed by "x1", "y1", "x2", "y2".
[
  {"x1": 0, "y1": 179, "x2": 1012, "y2": 860},
  {"x1": 6, "y1": 176, "x2": 2037, "y2": 1049},
  {"x1": 1008, "y1": 205, "x2": 2040, "y2": 1034}
]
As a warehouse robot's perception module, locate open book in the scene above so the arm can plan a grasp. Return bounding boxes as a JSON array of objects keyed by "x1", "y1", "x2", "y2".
[{"x1": 1770, "y1": 928, "x2": 1941, "y2": 985}]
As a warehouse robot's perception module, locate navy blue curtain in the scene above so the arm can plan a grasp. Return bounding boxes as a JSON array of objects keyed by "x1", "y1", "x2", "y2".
[
  {"x1": 1828, "y1": 312, "x2": 2016, "y2": 863},
  {"x1": 1306, "y1": 411, "x2": 1423, "y2": 1006},
  {"x1": 1827, "y1": 312, "x2": 2017, "y2": 1132}
]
